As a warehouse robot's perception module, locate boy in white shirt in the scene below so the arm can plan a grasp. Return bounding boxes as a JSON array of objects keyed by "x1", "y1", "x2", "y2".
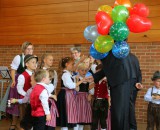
[
  {"x1": 144, "y1": 71, "x2": 160, "y2": 130},
  {"x1": 17, "y1": 54, "x2": 38, "y2": 120}
]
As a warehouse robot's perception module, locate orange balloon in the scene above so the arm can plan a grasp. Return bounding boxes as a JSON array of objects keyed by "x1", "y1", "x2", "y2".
[{"x1": 114, "y1": 0, "x2": 132, "y2": 10}]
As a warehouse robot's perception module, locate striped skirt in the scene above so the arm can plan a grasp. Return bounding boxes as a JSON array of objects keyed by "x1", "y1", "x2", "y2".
[
  {"x1": 46, "y1": 99, "x2": 59, "y2": 127},
  {"x1": 76, "y1": 92, "x2": 92, "y2": 124},
  {"x1": 65, "y1": 88, "x2": 78, "y2": 123},
  {"x1": 56, "y1": 88, "x2": 77, "y2": 127}
]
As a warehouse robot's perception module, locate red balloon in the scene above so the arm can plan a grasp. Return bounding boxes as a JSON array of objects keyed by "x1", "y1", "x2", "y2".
[
  {"x1": 130, "y1": 3, "x2": 149, "y2": 17},
  {"x1": 127, "y1": 14, "x2": 152, "y2": 33},
  {"x1": 95, "y1": 11, "x2": 111, "y2": 24},
  {"x1": 95, "y1": 11, "x2": 113, "y2": 35}
]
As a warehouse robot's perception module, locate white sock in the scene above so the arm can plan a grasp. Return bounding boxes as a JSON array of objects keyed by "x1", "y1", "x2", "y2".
[
  {"x1": 101, "y1": 129, "x2": 106, "y2": 130},
  {"x1": 61, "y1": 127, "x2": 68, "y2": 130},
  {"x1": 73, "y1": 124, "x2": 79, "y2": 130},
  {"x1": 78, "y1": 125, "x2": 84, "y2": 130}
]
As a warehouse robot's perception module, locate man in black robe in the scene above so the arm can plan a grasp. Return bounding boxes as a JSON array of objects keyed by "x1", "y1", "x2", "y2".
[
  {"x1": 93, "y1": 51, "x2": 142, "y2": 130},
  {"x1": 129, "y1": 53, "x2": 142, "y2": 130}
]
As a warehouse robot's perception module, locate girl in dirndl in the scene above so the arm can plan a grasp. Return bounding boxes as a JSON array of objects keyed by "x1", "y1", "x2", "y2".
[
  {"x1": 75, "y1": 63, "x2": 94, "y2": 130},
  {"x1": 39, "y1": 53, "x2": 59, "y2": 130},
  {"x1": 56, "y1": 57, "x2": 86, "y2": 130}
]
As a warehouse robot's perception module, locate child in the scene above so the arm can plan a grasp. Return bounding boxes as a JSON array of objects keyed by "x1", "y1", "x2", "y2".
[
  {"x1": 91, "y1": 64, "x2": 110, "y2": 130},
  {"x1": 30, "y1": 69, "x2": 51, "y2": 130},
  {"x1": 45, "y1": 68, "x2": 59, "y2": 130},
  {"x1": 144, "y1": 70, "x2": 160, "y2": 130},
  {"x1": 75, "y1": 63, "x2": 94, "y2": 130},
  {"x1": 11, "y1": 70, "x2": 57, "y2": 130},
  {"x1": 10, "y1": 74, "x2": 36, "y2": 130},
  {"x1": 40, "y1": 53, "x2": 58, "y2": 94},
  {"x1": 17, "y1": 54, "x2": 38, "y2": 120},
  {"x1": 56, "y1": 57, "x2": 86, "y2": 130}
]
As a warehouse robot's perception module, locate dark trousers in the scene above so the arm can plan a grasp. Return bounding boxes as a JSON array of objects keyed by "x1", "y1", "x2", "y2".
[
  {"x1": 20, "y1": 104, "x2": 33, "y2": 130},
  {"x1": 33, "y1": 116, "x2": 46, "y2": 130},
  {"x1": 45, "y1": 125, "x2": 55, "y2": 130},
  {"x1": 129, "y1": 89, "x2": 138, "y2": 130},
  {"x1": 91, "y1": 98, "x2": 108, "y2": 130},
  {"x1": 147, "y1": 103, "x2": 160, "y2": 130},
  {"x1": 110, "y1": 80, "x2": 131, "y2": 130}
]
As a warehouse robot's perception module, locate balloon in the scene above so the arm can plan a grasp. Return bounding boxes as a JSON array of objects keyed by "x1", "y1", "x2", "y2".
[
  {"x1": 112, "y1": 41, "x2": 130, "y2": 59},
  {"x1": 130, "y1": 3, "x2": 149, "y2": 17},
  {"x1": 109, "y1": 22, "x2": 129, "y2": 41},
  {"x1": 94, "y1": 35, "x2": 114, "y2": 53},
  {"x1": 84, "y1": 25, "x2": 100, "y2": 42},
  {"x1": 112, "y1": 5, "x2": 129, "y2": 22},
  {"x1": 95, "y1": 11, "x2": 113, "y2": 35},
  {"x1": 127, "y1": 14, "x2": 152, "y2": 33},
  {"x1": 114, "y1": 0, "x2": 132, "y2": 10},
  {"x1": 98, "y1": 5, "x2": 112, "y2": 16},
  {"x1": 90, "y1": 44, "x2": 108, "y2": 60},
  {"x1": 97, "y1": 20, "x2": 113, "y2": 35}
]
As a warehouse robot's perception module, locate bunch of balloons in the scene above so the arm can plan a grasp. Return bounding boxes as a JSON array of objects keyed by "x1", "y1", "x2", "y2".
[{"x1": 84, "y1": 0, "x2": 152, "y2": 59}]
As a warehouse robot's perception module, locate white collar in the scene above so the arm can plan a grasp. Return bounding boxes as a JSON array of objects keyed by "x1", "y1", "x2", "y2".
[
  {"x1": 25, "y1": 69, "x2": 33, "y2": 76},
  {"x1": 37, "y1": 82, "x2": 48, "y2": 89},
  {"x1": 63, "y1": 70, "x2": 72, "y2": 75}
]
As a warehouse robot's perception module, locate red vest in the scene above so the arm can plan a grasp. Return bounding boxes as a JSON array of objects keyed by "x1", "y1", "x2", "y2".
[
  {"x1": 30, "y1": 84, "x2": 46, "y2": 117},
  {"x1": 94, "y1": 80, "x2": 109, "y2": 99},
  {"x1": 20, "y1": 71, "x2": 31, "y2": 98}
]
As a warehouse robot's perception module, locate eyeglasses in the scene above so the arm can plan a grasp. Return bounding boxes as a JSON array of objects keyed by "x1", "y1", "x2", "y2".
[
  {"x1": 71, "y1": 51, "x2": 79, "y2": 55},
  {"x1": 26, "y1": 48, "x2": 33, "y2": 51}
]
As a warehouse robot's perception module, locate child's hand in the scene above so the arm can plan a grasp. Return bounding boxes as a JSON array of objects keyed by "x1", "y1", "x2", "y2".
[
  {"x1": 10, "y1": 98, "x2": 17, "y2": 104},
  {"x1": 75, "y1": 75, "x2": 80, "y2": 82},
  {"x1": 79, "y1": 55, "x2": 87, "y2": 62},
  {"x1": 75, "y1": 86, "x2": 79, "y2": 91},
  {"x1": 152, "y1": 95, "x2": 160, "y2": 100},
  {"x1": 108, "y1": 97, "x2": 111, "y2": 109},
  {"x1": 50, "y1": 94, "x2": 57, "y2": 101},
  {"x1": 82, "y1": 77, "x2": 88, "y2": 82},
  {"x1": 87, "y1": 94, "x2": 92, "y2": 101},
  {"x1": 135, "y1": 83, "x2": 143, "y2": 89},
  {"x1": 46, "y1": 114, "x2": 51, "y2": 121}
]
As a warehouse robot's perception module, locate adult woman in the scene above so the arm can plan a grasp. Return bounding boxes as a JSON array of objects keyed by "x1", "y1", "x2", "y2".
[{"x1": 7, "y1": 41, "x2": 34, "y2": 130}]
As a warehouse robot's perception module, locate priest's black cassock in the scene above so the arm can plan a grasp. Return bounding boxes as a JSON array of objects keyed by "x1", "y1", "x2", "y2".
[{"x1": 94, "y1": 51, "x2": 138, "y2": 130}]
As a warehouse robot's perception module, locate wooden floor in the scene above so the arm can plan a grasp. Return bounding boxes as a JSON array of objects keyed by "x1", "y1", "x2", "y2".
[{"x1": 0, "y1": 118, "x2": 149, "y2": 130}]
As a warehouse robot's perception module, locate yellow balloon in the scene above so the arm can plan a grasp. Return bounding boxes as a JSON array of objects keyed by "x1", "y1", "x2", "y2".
[
  {"x1": 98, "y1": 5, "x2": 113, "y2": 16},
  {"x1": 94, "y1": 35, "x2": 114, "y2": 53}
]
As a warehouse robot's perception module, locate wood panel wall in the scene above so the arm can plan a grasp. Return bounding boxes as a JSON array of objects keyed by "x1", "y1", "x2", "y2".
[{"x1": 0, "y1": 0, "x2": 159, "y2": 45}]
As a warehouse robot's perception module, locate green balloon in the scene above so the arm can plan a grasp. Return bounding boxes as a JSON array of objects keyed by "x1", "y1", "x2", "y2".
[
  {"x1": 109, "y1": 22, "x2": 129, "y2": 41},
  {"x1": 94, "y1": 35, "x2": 114, "y2": 53},
  {"x1": 112, "y1": 5, "x2": 129, "y2": 23}
]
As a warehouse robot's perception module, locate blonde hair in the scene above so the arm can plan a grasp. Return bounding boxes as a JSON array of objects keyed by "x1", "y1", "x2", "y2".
[
  {"x1": 47, "y1": 68, "x2": 55, "y2": 80},
  {"x1": 77, "y1": 63, "x2": 88, "y2": 70},
  {"x1": 21, "y1": 41, "x2": 33, "y2": 52},
  {"x1": 40, "y1": 53, "x2": 53, "y2": 69},
  {"x1": 34, "y1": 69, "x2": 48, "y2": 82}
]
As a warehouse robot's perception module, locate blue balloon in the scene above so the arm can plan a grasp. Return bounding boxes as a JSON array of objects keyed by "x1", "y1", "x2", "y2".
[
  {"x1": 112, "y1": 41, "x2": 130, "y2": 59},
  {"x1": 90, "y1": 44, "x2": 108, "y2": 60}
]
